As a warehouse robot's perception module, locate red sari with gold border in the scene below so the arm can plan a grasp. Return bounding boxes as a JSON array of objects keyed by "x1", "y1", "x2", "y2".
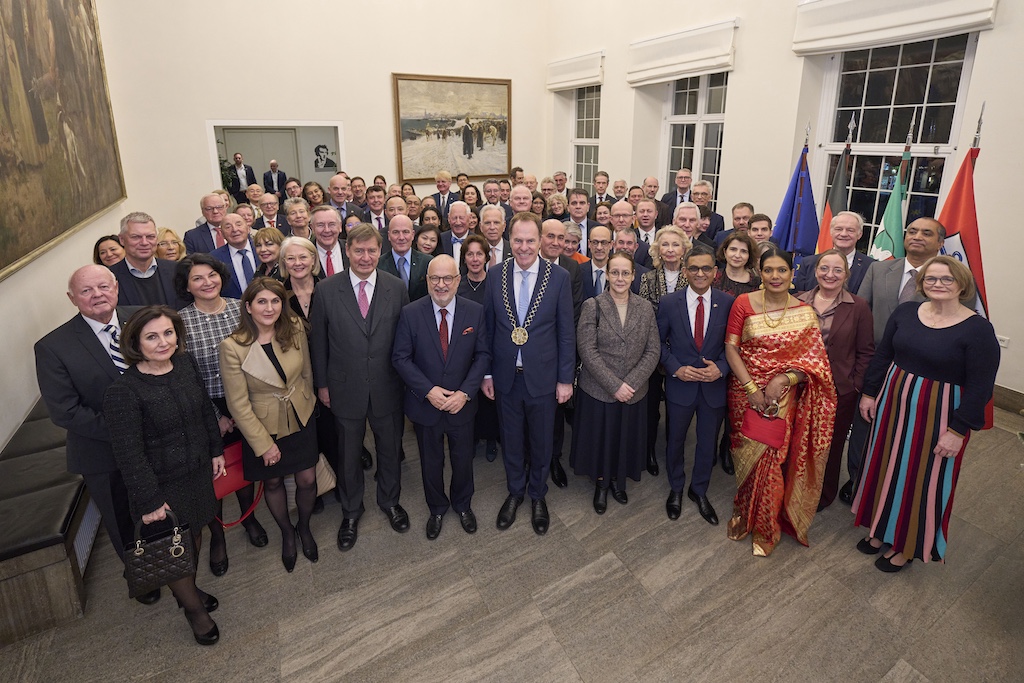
[{"x1": 725, "y1": 293, "x2": 837, "y2": 556}]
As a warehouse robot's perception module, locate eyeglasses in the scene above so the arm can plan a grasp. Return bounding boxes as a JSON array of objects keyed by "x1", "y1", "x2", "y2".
[
  {"x1": 691, "y1": 191, "x2": 711, "y2": 198},
  {"x1": 922, "y1": 275, "x2": 956, "y2": 286},
  {"x1": 685, "y1": 265, "x2": 715, "y2": 274},
  {"x1": 589, "y1": 239, "x2": 611, "y2": 247},
  {"x1": 607, "y1": 270, "x2": 633, "y2": 279},
  {"x1": 427, "y1": 275, "x2": 456, "y2": 285}
]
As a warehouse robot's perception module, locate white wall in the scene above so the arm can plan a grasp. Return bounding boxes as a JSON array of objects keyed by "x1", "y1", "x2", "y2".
[{"x1": 3, "y1": 0, "x2": 1020, "y2": 447}]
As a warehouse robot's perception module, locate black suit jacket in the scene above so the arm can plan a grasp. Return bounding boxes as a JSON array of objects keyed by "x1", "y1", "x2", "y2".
[
  {"x1": 705, "y1": 211, "x2": 726, "y2": 240},
  {"x1": 660, "y1": 190, "x2": 690, "y2": 218},
  {"x1": 555, "y1": 255, "x2": 584, "y2": 325},
  {"x1": 657, "y1": 288, "x2": 734, "y2": 408},
  {"x1": 109, "y1": 259, "x2": 185, "y2": 309},
  {"x1": 34, "y1": 308, "x2": 139, "y2": 474},
  {"x1": 588, "y1": 193, "x2": 614, "y2": 217},
  {"x1": 633, "y1": 241, "x2": 653, "y2": 269},
  {"x1": 328, "y1": 201, "x2": 366, "y2": 227},
  {"x1": 184, "y1": 223, "x2": 218, "y2": 254},
  {"x1": 309, "y1": 271, "x2": 409, "y2": 420},
  {"x1": 228, "y1": 164, "x2": 257, "y2": 195},
  {"x1": 392, "y1": 296, "x2": 490, "y2": 427},
  {"x1": 580, "y1": 260, "x2": 643, "y2": 299},
  {"x1": 263, "y1": 170, "x2": 287, "y2": 197},
  {"x1": 379, "y1": 249, "x2": 433, "y2": 302},
  {"x1": 252, "y1": 213, "x2": 290, "y2": 235},
  {"x1": 430, "y1": 191, "x2": 461, "y2": 219},
  {"x1": 209, "y1": 241, "x2": 256, "y2": 299},
  {"x1": 437, "y1": 230, "x2": 472, "y2": 258}
]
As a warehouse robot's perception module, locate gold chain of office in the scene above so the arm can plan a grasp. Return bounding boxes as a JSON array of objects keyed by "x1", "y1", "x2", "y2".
[{"x1": 501, "y1": 259, "x2": 551, "y2": 346}]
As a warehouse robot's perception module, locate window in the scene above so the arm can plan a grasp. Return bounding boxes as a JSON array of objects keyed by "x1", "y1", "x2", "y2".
[
  {"x1": 821, "y1": 34, "x2": 975, "y2": 249},
  {"x1": 572, "y1": 86, "x2": 601, "y2": 193},
  {"x1": 665, "y1": 72, "x2": 728, "y2": 210}
]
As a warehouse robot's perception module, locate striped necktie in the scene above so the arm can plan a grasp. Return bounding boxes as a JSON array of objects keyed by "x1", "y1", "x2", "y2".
[{"x1": 102, "y1": 324, "x2": 129, "y2": 373}]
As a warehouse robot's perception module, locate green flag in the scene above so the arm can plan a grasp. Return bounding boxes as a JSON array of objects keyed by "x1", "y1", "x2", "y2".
[{"x1": 869, "y1": 149, "x2": 910, "y2": 260}]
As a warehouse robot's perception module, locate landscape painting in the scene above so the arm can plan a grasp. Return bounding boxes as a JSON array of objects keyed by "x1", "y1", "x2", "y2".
[
  {"x1": 0, "y1": 0, "x2": 125, "y2": 281},
  {"x1": 392, "y1": 74, "x2": 511, "y2": 182}
]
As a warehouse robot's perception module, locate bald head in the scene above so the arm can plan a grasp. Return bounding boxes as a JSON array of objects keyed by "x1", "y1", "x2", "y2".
[
  {"x1": 509, "y1": 185, "x2": 533, "y2": 212},
  {"x1": 67, "y1": 265, "x2": 119, "y2": 323}
]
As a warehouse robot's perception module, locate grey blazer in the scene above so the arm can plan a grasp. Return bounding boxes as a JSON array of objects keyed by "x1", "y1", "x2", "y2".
[
  {"x1": 576, "y1": 293, "x2": 661, "y2": 405},
  {"x1": 858, "y1": 258, "x2": 924, "y2": 344}
]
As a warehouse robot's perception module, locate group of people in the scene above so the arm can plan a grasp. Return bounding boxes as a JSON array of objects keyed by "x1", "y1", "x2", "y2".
[{"x1": 37, "y1": 160, "x2": 999, "y2": 646}]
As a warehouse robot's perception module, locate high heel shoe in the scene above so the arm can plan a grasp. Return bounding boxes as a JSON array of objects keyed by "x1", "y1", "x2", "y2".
[
  {"x1": 593, "y1": 485, "x2": 608, "y2": 515},
  {"x1": 175, "y1": 591, "x2": 219, "y2": 613},
  {"x1": 282, "y1": 528, "x2": 298, "y2": 573},
  {"x1": 298, "y1": 526, "x2": 319, "y2": 563},
  {"x1": 208, "y1": 541, "x2": 228, "y2": 577},
  {"x1": 243, "y1": 517, "x2": 269, "y2": 547},
  {"x1": 184, "y1": 610, "x2": 220, "y2": 646}
]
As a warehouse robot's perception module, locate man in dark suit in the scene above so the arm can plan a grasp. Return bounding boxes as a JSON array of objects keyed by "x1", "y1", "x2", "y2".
[
  {"x1": 263, "y1": 160, "x2": 287, "y2": 202},
  {"x1": 109, "y1": 212, "x2": 185, "y2": 309},
  {"x1": 209, "y1": 212, "x2": 256, "y2": 299},
  {"x1": 253, "y1": 194, "x2": 289, "y2": 234},
  {"x1": 610, "y1": 200, "x2": 652, "y2": 269},
  {"x1": 482, "y1": 213, "x2": 576, "y2": 535},
  {"x1": 326, "y1": 173, "x2": 365, "y2": 225},
  {"x1": 34, "y1": 265, "x2": 159, "y2": 604},
  {"x1": 431, "y1": 171, "x2": 461, "y2": 220},
  {"x1": 792, "y1": 211, "x2": 875, "y2": 294},
  {"x1": 661, "y1": 168, "x2": 693, "y2": 218},
  {"x1": 227, "y1": 152, "x2": 257, "y2": 204},
  {"x1": 310, "y1": 206, "x2": 350, "y2": 277},
  {"x1": 713, "y1": 202, "x2": 755, "y2": 247},
  {"x1": 580, "y1": 226, "x2": 615, "y2": 300},
  {"x1": 691, "y1": 180, "x2": 725, "y2": 240},
  {"x1": 612, "y1": 227, "x2": 652, "y2": 286},
  {"x1": 588, "y1": 171, "x2": 614, "y2": 216},
  {"x1": 310, "y1": 224, "x2": 410, "y2": 552},
  {"x1": 642, "y1": 176, "x2": 674, "y2": 227},
  {"x1": 657, "y1": 244, "x2": 734, "y2": 525},
  {"x1": 184, "y1": 193, "x2": 227, "y2": 254},
  {"x1": 438, "y1": 202, "x2": 473, "y2": 262},
  {"x1": 379, "y1": 215, "x2": 432, "y2": 301},
  {"x1": 482, "y1": 179, "x2": 514, "y2": 224},
  {"x1": 363, "y1": 185, "x2": 388, "y2": 234},
  {"x1": 479, "y1": 205, "x2": 512, "y2": 267},
  {"x1": 565, "y1": 188, "x2": 595, "y2": 257},
  {"x1": 392, "y1": 255, "x2": 490, "y2": 539},
  {"x1": 844, "y1": 217, "x2": 948, "y2": 503}
]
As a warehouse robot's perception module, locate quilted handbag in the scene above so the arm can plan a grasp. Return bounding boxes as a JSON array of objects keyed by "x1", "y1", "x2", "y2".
[
  {"x1": 740, "y1": 406, "x2": 787, "y2": 450},
  {"x1": 124, "y1": 510, "x2": 196, "y2": 598}
]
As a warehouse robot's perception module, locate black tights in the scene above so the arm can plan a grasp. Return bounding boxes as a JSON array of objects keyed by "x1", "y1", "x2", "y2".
[
  {"x1": 168, "y1": 531, "x2": 214, "y2": 636},
  {"x1": 263, "y1": 467, "x2": 316, "y2": 555},
  {"x1": 206, "y1": 483, "x2": 259, "y2": 563}
]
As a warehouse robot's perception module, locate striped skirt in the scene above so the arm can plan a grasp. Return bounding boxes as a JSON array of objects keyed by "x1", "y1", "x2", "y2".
[{"x1": 852, "y1": 364, "x2": 968, "y2": 562}]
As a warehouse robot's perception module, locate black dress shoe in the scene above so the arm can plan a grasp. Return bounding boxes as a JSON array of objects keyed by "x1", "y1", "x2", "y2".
[
  {"x1": 531, "y1": 498, "x2": 550, "y2": 535},
  {"x1": 176, "y1": 592, "x2": 218, "y2": 613},
  {"x1": 244, "y1": 518, "x2": 269, "y2": 547},
  {"x1": 687, "y1": 488, "x2": 719, "y2": 525},
  {"x1": 299, "y1": 529, "x2": 319, "y2": 563},
  {"x1": 312, "y1": 496, "x2": 325, "y2": 514},
  {"x1": 361, "y1": 446, "x2": 373, "y2": 471},
  {"x1": 496, "y1": 495, "x2": 523, "y2": 530},
  {"x1": 485, "y1": 440, "x2": 498, "y2": 462},
  {"x1": 283, "y1": 528, "x2": 298, "y2": 573},
  {"x1": 209, "y1": 556, "x2": 228, "y2": 577},
  {"x1": 550, "y1": 458, "x2": 568, "y2": 488},
  {"x1": 857, "y1": 538, "x2": 883, "y2": 555},
  {"x1": 193, "y1": 622, "x2": 220, "y2": 646},
  {"x1": 458, "y1": 509, "x2": 477, "y2": 534},
  {"x1": 838, "y1": 480, "x2": 855, "y2": 505},
  {"x1": 875, "y1": 553, "x2": 913, "y2": 573},
  {"x1": 720, "y1": 449, "x2": 735, "y2": 476},
  {"x1": 609, "y1": 481, "x2": 628, "y2": 505},
  {"x1": 385, "y1": 504, "x2": 410, "y2": 532},
  {"x1": 426, "y1": 514, "x2": 443, "y2": 540},
  {"x1": 593, "y1": 485, "x2": 608, "y2": 515},
  {"x1": 646, "y1": 451, "x2": 659, "y2": 476},
  {"x1": 337, "y1": 518, "x2": 359, "y2": 552},
  {"x1": 666, "y1": 490, "x2": 683, "y2": 520},
  {"x1": 135, "y1": 588, "x2": 161, "y2": 605}
]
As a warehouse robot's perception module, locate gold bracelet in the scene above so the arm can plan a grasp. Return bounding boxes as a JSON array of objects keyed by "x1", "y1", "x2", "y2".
[
  {"x1": 785, "y1": 371, "x2": 800, "y2": 386},
  {"x1": 743, "y1": 381, "x2": 759, "y2": 395}
]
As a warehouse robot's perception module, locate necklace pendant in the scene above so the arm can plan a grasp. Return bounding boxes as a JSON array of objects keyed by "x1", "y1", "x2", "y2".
[{"x1": 511, "y1": 326, "x2": 529, "y2": 346}]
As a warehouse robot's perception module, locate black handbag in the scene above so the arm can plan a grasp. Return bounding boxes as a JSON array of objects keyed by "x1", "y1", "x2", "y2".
[
  {"x1": 124, "y1": 510, "x2": 196, "y2": 598},
  {"x1": 568, "y1": 297, "x2": 602, "y2": 410}
]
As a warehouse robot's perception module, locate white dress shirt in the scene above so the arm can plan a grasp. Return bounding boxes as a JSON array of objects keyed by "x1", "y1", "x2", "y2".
[
  {"x1": 317, "y1": 242, "x2": 344, "y2": 275},
  {"x1": 686, "y1": 286, "x2": 711, "y2": 344},
  {"x1": 229, "y1": 244, "x2": 256, "y2": 287},
  {"x1": 432, "y1": 297, "x2": 457, "y2": 345},
  {"x1": 349, "y1": 268, "x2": 377, "y2": 306},
  {"x1": 83, "y1": 311, "x2": 121, "y2": 352}
]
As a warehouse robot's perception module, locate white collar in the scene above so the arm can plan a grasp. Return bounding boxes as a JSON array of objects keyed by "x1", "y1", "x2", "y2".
[
  {"x1": 349, "y1": 268, "x2": 377, "y2": 289},
  {"x1": 82, "y1": 310, "x2": 120, "y2": 335}
]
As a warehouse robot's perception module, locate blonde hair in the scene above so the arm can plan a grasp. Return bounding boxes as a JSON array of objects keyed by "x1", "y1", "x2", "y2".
[
  {"x1": 156, "y1": 228, "x2": 186, "y2": 261},
  {"x1": 917, "y1": 255, "x2": 976, "y2": 303},
  {"x1": 649, "y1": 225, "x2": 692, "y2": 269}
]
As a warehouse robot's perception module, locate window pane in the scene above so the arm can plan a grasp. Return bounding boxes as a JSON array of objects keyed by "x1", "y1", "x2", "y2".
[
  {"x1": 928, "y1": 63, "x2": 963, "y2": 103},
  {"x1": 592, "y1": 119, "x2": 600, "y2": 139},
  {"x1": 900, "y1": 41, "x2": 933, "y2": 66},
  {"x1": 682, "y1": 148, "x2": 694, "y2": 171},
  {"x1": 860, "y1": 108, "x2": 889, "y2": 143},
  {"x1": 706, "y1": 87, "x2": 726, "y2": 114},
  {"x1": 849, "y1": 189, "x2": 876, "y2": 223},
  {"x1": 870, "y1": 45, "x2": 900, "y2": 69},
  {"x1": 842, "y1": 49, "x2": 869, "y2": 71},
  {"x1": 593, "y1": 95, "x2": 601, "y2": 118},
  {"x1": 921, "y1": 105, "x2": 954, "y2": 143},
  {"x1": 912, "y1": 157, "x2": 944, "y2": 194},
  {"x1": 852, "y1": 156, "x2": 882, "y2": 188},
  {"x1": 894, "y1": 66, "x2": 927, "y2": 105},
  {"x1": 834, "y1": 109, "x2": 860, "y2": 143},
  {"x1": 935, "y1": 34, "x2": 968, "y2": 62},
  {"x1": 865, "y1": 70, "x2": 896, "y2": 106},
  {"x1": 839, "y1": 72, "x2": 866, "y2": 107},
  {"x1": 576, "y1": 120, "x2": 585, "y2": 138},
  {"x1": 888, "y1": 106, "x2": 916, "y2": 143},
  {"x1": 709, "y1": 72, "x2": 727, "y2": 88},
  {"x1": 907, "y1": 194, "x2": 937, "y2": 224},
  {"x1": 705, "y1": 122, "x2": 724, "y2": 147},
  {"x1": 577, "y1": 98, "x2": 585, "y2": 118},
  {"x1": 880, "y1": 156, "x2": 903, "y2": 191},
  {"x1": 671, "y1": 125, "x2": 684, "y2": 147},
  {"x1": 670, "y1": 148, "x2": 682, "y2": 170}
]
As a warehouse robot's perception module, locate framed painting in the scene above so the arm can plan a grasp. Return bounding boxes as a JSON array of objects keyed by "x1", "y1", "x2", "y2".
[
  {"x1": 392, "y1": 73, "x2": 511, "y2": 183},
  {"x1": 0, "y1": 0, "x2": 125, "y2": 281}
]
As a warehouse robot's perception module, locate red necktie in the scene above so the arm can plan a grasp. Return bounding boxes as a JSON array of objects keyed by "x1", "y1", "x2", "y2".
[
  {"x1": 214, "y1": 229, "x2": 225, "y2": 248},
  {"x1": 694, "y1": 296, "x2": 705, "y2": 351},
  {"x1": 326, "y1": 252, "x2": 335, "y2": 276},
  {"x1": 439, "y1": 308, "x2": 449, "y2": 361}
]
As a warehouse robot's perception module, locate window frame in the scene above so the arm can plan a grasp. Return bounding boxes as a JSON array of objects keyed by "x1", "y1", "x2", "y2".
[{"x1": 570, "y1": 85, "x2": 602, "y2": 194}]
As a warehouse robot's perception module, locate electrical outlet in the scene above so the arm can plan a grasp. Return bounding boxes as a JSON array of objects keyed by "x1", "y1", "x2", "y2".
[{"x1": 996, "y1": 335, "x2": 1010, "y2": 348}]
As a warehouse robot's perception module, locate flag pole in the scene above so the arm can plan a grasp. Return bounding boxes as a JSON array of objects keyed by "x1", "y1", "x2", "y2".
[
  {"x1": 794, "y1": 122, "x2": 811, "y2": 252},
  {"x1": 870, "y1": 110, "x2": 916, "y2": 247},
  {"x1": 972, "y1": 101, "x2": 985, "y2": 149}
]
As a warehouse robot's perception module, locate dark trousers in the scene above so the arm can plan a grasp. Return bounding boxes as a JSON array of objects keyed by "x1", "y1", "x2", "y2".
[
  {"x1": 82, "y1": 470, "x2": 135, "y2": 561},
  {"x1": 646, "y1": 372, "x2": 665, "y2": 455},
  {"x1": 335, "y1": 404, "x2": 403, "y2": 520},
  {"x1": 414, "y1": 419, "x2": 475, "y2": 516},
  {"x1": 495, "y1": 372, "x2": 556, "y2": 500},
  {"x1": 665, "y1": 394, "x2": 724, "y2": 497},
  {"x1": 820, "y1": 391, "x2": 860, "y2": 507},
  {"x1": 315, "y1": 398, "x2": 341, "y2": 480},
  {"x1": 847, "y1": 397, "x2": 871, "y2": 484},
  {"x1": 552, "y1": 402, "x2": 572, "y2": 459}
]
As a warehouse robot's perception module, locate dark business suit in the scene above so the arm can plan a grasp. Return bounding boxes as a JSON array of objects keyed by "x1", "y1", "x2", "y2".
[
  {"x1": 379, "y1": 248, "x2": 433, "y2": 301},
  {"x1": 430, "y1": 191, "x2": 461, "y2": 220},
  {"x1": 108, "y1": 258, "x2": 185, "y2": 309},
  {"x1": 580, "y1": 260, "x2": 642, "y2": 300},
  {"x1": 661, "y1": 190, "x2": 690, "y2": 218},
  {"x1": 793, "y1": 251, "x2": 875, "y2": 295},
  {"x1": 209, "y1": 240, "x2": 256, "y2": 300},
  {"x1": 34, "y1": 308, "x2": 140, "y2": 560},
  {"x1": 657, "y1": 288, "x2": 734, "y2": 497},
  {"x1": 228, "y1": 164, "x2": 258, "y2": 204},
  {"x1": 253, "y1": 213, "x2": 290, "y2": 235},
  {"x1": 588, "y1": 193, "x2": 615, "y2": 217},
  {"x1": 183, "y1": 222, "x2": 219, "y2": 254},
  {"x1": 633, "y1": 241, "x2": 653, "y2": 269},
  {"x1": 263, "y1": 169, "x2": 287, "y2": 199},
  {"x1": 555, "y1": 255, "x2": 584, "y2": 324},
  {"x1": 392, "y1": 296, "x2": 490, "y2": 515},
  {"x1": 309, "y1": 270, "x2": 409, "y2": 520},
  {"x1": 705, "y1": 211, "x2": 726, "y2": 240},
  {"x1": 483, "y1": 202, "x2": 514, "y2": 225},
  {"x1": 484, "y1": 259, "x2": 575, "y2": 500},
  {"x1": 328, "y1": 201, "x2": 366, "y2": 228},
  {"x1": 437, "y1": 230, "x2": 472, "y2": 258},
  {"x1": 562, "y1": 217, "x2": 595, "y2": 257}
]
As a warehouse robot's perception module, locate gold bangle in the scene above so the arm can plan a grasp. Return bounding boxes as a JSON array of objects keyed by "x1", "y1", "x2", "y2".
[
  {"x1": 743, "y1": 381, "x2": 759, "y2": 395},
  {"x1": 785, "y1": 371, "x2": 800, "y2": 386}
]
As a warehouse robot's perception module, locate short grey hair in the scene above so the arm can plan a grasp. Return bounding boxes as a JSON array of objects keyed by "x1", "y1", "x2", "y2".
[
  {"x1": 119, "y1": 211, "x2": 155, "y2": 234},
  {"x1": 283, "y1": 197, "x2": 310, "y2": 213}
]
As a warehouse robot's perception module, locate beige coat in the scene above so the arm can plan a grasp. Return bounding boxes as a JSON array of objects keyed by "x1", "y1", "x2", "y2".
[
  {"x1": 576, "y1": 292, "x2": 662, "y2": 404},
  {"x1": 219, "y1": 332, "x2": 314, "y2": 457}
]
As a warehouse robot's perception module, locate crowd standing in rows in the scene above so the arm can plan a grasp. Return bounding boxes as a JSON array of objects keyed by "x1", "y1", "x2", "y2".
[{"x1": 49, "y1": 156, "x2": 999, "y2": 645}]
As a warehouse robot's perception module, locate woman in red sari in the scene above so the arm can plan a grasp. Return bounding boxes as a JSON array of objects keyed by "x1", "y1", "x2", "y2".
[{"x1": 724, "y1": 248, "x2": 837, "y2": 556}]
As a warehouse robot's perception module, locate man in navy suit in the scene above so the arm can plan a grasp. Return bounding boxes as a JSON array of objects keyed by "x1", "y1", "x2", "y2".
[
  {"x1": 479, "y1": 205, "x2": 512, "y2": 267},
  {"x1": 379, "y1": 215, "x2": 432, "y2": 301},
  {"x1": 792, "y1": 211, "x2": 875, "y2": 294},
  {"x1": 227, "y1": 152, "x2": 257, "y2": 204},
  {"x1": 610, "y1": 200, "x2": 653, "y2": 269},
  {"x1": 714, "y1": 202, "x2": 756, "y2": 247},
  {"x1": 208, "y1": 213, "x2": 256, "y2": 299},
  {"x1": 253, "y1": 193, "x2": 289, "y2": 234},
  {"x1": 565, "y1": 188, "x2": 595, "y2": 257},
  {"x1": 263, "y1": 160, "x2": 287, "y2": 202},
  {"x1": 612, "y1": 227, "x2": 652, "y2": 286},
  {"x1": 482, "y1": 179, "x2": 514, "y2": 224},
  {"x1": 327, "y1": 174, "x2": 365, "y2": 225},
  {"x1": 109, "y1": 212, "x2": 184, "y2": 309},
  {"x1": 642, "y1": 177, "x2": 674, "y2": 227},
  {"x1": 580, "y1": 226, "x2": 621, "y2": 299},
  {"x1": 184, "y1": 193, "x2": 228, "y2": 254},
  {"x1": 658, "y1": 244, "x2": 734, "y2": 525},
  {"x1": 430, "y1": 171, "x2": 461, "y2": 220},
  {"x1": 438, "y1": 202, "x2": 473, "y2": 262},
  {"x1": 691, "y1": 180, "x2": 725, "y2": 240},
  {"x1": 661, "y1": 168, "x2": 693, "y2": 218},
  {"x1": 588, "y1": 171, "x2": 614, "y2": 216},
  {"x1": 393, "y1": 255, "x2": 490, "y2": 539},
  {"x1": 482, "y1": 212, "x2": 575, "y2": 535}
]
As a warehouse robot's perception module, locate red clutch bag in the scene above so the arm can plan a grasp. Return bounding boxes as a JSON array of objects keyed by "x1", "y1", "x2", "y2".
[
  {"x1": 741, "y1": 407, "x2": 787, "y2": 449},
  {"x1": 213, "y1": 442, "x2": 263, "y2": 528}
]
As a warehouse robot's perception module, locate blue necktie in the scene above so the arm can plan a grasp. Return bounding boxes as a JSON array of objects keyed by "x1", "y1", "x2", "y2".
[
  {"x1": 517, "y1": 270, "x2": 530, "y2": 325},
  {"x1": 451, "y1": 236, "x2": 464, "y2": 245},
  {"x1": 398, "y1": 255, "x2": 409, "y2": 286},
  {"x1": 594, "y1": 269, "x2": 604, "y2": 293},
  {"x1": 102, "y1": 325, "x2": 128, "y2": 374},
  {"x1": 239, "y1": 248, "x2": 254, "y2": 285}
]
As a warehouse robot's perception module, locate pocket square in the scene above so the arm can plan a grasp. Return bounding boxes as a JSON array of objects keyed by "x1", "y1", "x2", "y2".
[{"x1": 462, "y1": 327, "x2": 474, "y2": 335}]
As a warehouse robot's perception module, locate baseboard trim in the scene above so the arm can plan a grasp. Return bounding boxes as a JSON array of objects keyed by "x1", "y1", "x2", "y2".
[{"x1": 994, "y1": 384, "x2": 1024, "y2": 416}]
